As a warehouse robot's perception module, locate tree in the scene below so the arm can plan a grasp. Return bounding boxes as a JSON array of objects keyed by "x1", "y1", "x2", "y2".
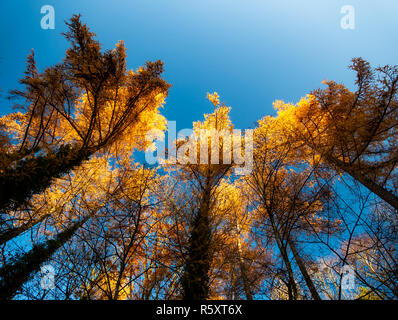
[
  {"x1": 208, "y1": 181, "x2": 266, "y2": 300},
  {"x1": 0, "y1": 14, "x2": 170, "y2": 212},
  {"x1": 245, "y1": 113, "x2": 343, "y2": 299},
  {"x1": 176, "y1": 93, "x2": 235, "y2": 300},
  {"x1": 270, "y1": 58, "x2": 398, "y2": 210},
  {"x1": 0, "y1": 15, "x2": 169, "y2": 299}
]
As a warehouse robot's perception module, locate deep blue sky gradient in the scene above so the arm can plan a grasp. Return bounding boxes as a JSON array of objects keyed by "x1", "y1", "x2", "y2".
[{"x1": 1, "y1": 0, "x2": 397, "y2": 131}]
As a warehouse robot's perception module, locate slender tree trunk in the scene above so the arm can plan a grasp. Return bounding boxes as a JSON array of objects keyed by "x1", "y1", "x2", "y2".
[
  {"x1": 0, "y1": 213, "x2": 51, "y2": 246},
  {"x1": 287, "y1": 278, "x2": 295, "y2": 300},
  {"x1": 0, "y1": 145, "x2": 94, "y2": 212},
  {"x1": 268, "y1": 194, "x2": 320, "y2": 300},
  {"x1": 323, "y1": 152, "x2": 398, "y2": 211},
  {"x1": 287, "y1": 237, "x2": 321, "y2": 300},
  {"x1": 267, "y1": 210, "x2": 298, "y2": 300},
  {"x1": 0, "y1": 215, "x2": 90, "y2": 300},
  {"x1": 235, "y1": 225, "x2": 253, "y2": 300},
  {"x1": 112, "y1": 205, "x2": 142, "y2": 300},
  {"x1": 182, "y1": 181, "x2": 212, "y2": 300}
]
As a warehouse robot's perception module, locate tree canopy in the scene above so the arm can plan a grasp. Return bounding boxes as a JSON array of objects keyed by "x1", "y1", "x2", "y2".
[{"x1": 0, "y1": 16, "x2": 396, "y2": 301}]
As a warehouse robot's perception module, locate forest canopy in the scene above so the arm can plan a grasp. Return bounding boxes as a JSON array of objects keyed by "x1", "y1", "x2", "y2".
[{"x1": 0, "y1": 15, "x2": 396, "y2": 300}]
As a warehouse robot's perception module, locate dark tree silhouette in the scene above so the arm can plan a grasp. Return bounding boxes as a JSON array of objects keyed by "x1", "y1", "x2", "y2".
[{"x1": 0, "y1": 14, "x2": 170, "y2": 212}]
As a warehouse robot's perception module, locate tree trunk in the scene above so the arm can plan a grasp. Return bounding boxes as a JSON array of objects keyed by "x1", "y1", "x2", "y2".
[
  {"x1": 0, "y1": 145, "x2": 93, "y2": 212},
  {"x1": 323, "y1": 152, "x2": 398, "y2": 211},
  {"x1": 235, "y1": 225, "x2": 253, "y2": 300},
  {"x1": 267, "y1": 210, "x2": 298, "y2": 299},
  {"x1": 0, "y1": 215, "x2": 90, "y2": 300},
  {"x1": 182, "y1": 181, "x2": 212, "y2": 300},
  {"x1": 287, "y1": 237, "x2": 321, "y2": 300},
  {"x1": 0, "y1": 213, "x2": 51, "y2": 246}
]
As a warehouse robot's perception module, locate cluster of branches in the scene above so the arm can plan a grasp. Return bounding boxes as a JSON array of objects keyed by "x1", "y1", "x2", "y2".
[{"x1": 0, "y1": 16, "x2": 396, "y2": 300}]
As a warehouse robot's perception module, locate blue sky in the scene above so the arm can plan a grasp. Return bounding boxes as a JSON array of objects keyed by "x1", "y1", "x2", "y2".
[{"x1": 0, "y1": 0, "x2": 397, "y2": 131}]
